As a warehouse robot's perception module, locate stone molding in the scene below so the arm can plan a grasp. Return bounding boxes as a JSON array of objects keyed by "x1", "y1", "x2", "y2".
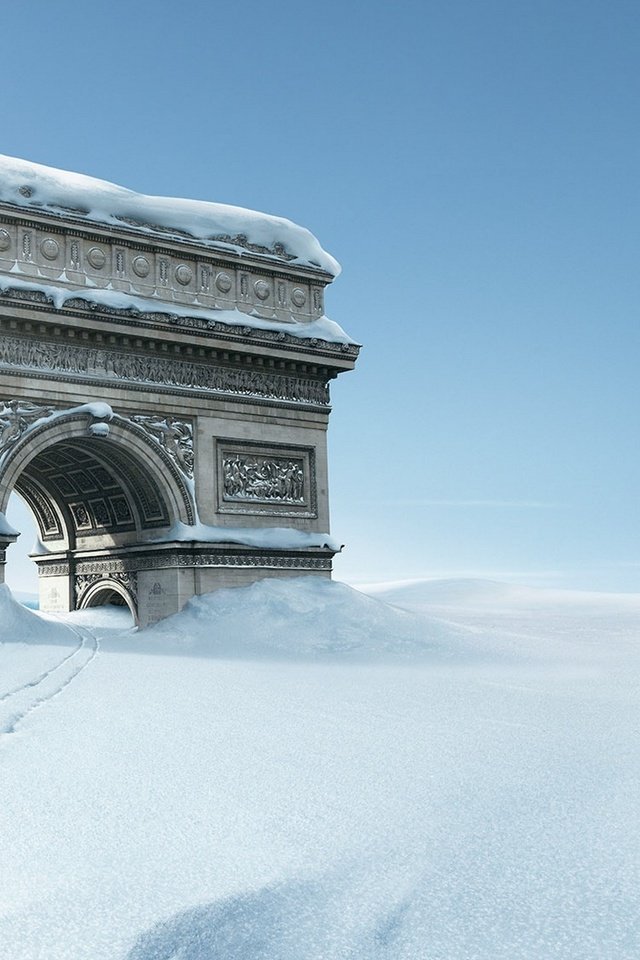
[
  {"x1": 0, "y1": 282, "x2": 359, "y2": 362},
  {"x1": 36, "y1": 562, "x2": 70, "y2": 577},
  {"x1": 37, "y1": 549, "x2": 333, "y2": 577}
]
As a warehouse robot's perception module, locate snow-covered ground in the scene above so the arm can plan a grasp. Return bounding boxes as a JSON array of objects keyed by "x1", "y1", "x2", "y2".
[{"x1": 0, "y1": 576, "x2": 638, "y2": 959}]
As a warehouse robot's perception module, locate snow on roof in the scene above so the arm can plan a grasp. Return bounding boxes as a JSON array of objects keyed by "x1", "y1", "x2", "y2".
[{"x1": 0, "y1": 154, "x2": 340, "y2": 277}]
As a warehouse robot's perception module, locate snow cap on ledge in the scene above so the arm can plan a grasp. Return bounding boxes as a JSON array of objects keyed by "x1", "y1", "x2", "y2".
[
  {"x1": 0, "y1": 275, "x2": 356, "y2": 345},
  {"x1": 154, "y1": 521, "x2": 342, "y2": 552},
  {"x1": 0, "y1": 511, "x2": 19, "y2": 538},
  {"x1": 0, "y1": 154, "x2": 341, "y2": 277}
]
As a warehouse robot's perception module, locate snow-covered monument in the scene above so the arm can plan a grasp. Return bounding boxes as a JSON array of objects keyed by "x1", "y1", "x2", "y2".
[{"x1": 0, "y1": 157, "x2": 359, "y2": 624}]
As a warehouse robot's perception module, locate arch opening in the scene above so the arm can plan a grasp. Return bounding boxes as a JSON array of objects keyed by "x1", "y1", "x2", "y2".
[
  {"x1": 78, "y1": 580, "x2": 137, "y2": 627},
  {"x1": 0, "y1": 416, "x2": 196, "y2": 621},
  {"x1": 14, "y1": 436, "x2": 172, "y2": 549},
  {"x1": 85, "y1": 588, "x2": 127, "y2": 607}
]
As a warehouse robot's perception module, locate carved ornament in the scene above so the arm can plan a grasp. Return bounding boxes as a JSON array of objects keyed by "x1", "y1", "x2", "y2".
[
  {"x1": 130, "y1": 415, "x2": 194, "y2": 478},
  {"x1": 0, "y1": 400, "x2": 56, "y2": 454}
]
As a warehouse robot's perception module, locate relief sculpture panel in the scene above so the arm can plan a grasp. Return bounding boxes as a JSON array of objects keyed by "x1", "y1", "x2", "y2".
[
  {"x1": 217, "y1": 442, "x2": 316, "y2": 519},
  {"x1": 223, "y1": 455, "x2": 305, "y2": 504}
]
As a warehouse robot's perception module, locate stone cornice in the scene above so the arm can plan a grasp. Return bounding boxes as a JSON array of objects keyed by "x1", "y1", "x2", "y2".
[
  {"x1": 0, "y1": 202, "x2": 339, "y2": 337},
  {"x1": 0, "y1": 281, "x2": 359, "y2": 366}
]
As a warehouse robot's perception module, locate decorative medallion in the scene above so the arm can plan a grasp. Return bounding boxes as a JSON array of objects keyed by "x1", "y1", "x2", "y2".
[
  {"x1": 175, "y1": 264, "x2": 193, "y2": 286},
  {"x1": 0, "y1": 229, "x2": 11, "y2": 252},
  {"x1": 215, "y1": 272, "x2": 232, "y2": 293},
  {"x1": 87, "y1": 247, "x2": 106, "y2": 269},
  {"x1": 40, "y1": 238, "x2": 60, "y2": 261},
  {"x1": 291, "y1": 287, "x2": 306, "y2": 307},
  {"x1": 132, "y1": 255, "x2": 151, "y2": 278},
  {"x1": 254, "y1": 279, "x2": 271, "y2": 301}
]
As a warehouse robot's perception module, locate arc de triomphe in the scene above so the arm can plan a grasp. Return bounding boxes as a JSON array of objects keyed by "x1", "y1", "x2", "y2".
[{"x1": 0, "y1": 157, "x2": 358, "y2": 625}]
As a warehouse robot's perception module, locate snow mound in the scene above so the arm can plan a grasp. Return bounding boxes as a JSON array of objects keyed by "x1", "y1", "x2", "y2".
[
  {"x1": 137, "y1": 576, "x2": 459, "y2": 661},
  {"x1": 0, "y1": 584, "x2": 73, "y2": 645},
  {"x1": 0, "y1": 154, "x2": 340, "y2": 276},
  {"x1": 362, "y1": 576, "x2": 640, "y2": 614},
  {"x1": 361, "y1": 578, "x2": 640, "y2": 665},
  {"x1": 57, "y1": 605, "x2": 135, "y2": 632}
]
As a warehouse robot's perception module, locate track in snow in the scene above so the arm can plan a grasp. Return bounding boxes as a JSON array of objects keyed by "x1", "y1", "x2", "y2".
[{"x1": 0, "y1": 623, "x2": 99, "y2": 737}]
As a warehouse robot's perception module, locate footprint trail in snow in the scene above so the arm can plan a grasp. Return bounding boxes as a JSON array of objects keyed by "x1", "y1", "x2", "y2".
[{"x1": 0, "y1": 624, "x2": 99, "y2": 737}]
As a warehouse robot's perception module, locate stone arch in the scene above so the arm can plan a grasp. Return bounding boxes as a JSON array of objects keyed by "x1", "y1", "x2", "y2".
[
  {"x1": 0, "y1": 409, "x2": 195, "y2": 549},
  {"x1": 78, "y1": 578, "x2": 138, "y2": 623}
]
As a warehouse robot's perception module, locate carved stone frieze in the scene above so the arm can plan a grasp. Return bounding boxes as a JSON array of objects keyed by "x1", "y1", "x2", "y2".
[
  {"x1": 0, "y1": 334, "x2": 330, "y2": 406},
  {"x1": 130, "y1": 415, "x2": 194, "y2": 478}
]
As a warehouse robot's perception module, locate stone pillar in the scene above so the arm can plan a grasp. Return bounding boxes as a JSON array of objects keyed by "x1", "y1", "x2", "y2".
[{"x1": 0, "y1": 533, "x2": 19, "y2": 585}]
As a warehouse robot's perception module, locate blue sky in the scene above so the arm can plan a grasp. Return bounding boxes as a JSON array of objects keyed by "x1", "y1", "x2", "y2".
[{"x1": 2, "y1": 0, "x2": 639, "y2": 592}]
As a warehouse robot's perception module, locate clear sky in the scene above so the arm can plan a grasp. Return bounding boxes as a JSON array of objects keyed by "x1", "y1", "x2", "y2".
[{"x1": 2, "y1": 0, "x2": 639, "y2": 593}]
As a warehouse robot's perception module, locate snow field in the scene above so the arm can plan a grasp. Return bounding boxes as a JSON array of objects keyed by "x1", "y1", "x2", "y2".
[{"x1": 0, "y1": 577, "x2": 638, "y2": 958}]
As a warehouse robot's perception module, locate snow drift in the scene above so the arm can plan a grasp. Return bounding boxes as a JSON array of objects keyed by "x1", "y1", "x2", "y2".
[
  {"x1": 1, "y1": 578, "x2": 638, "y2": 960},
  {"x1": 135, "y1": 576, "x2": 463, "y2": 661},
  {"x1": 0, "y1": 583, "x2": 73, "y2": 646},
  {"x1": 0, "y1": 154, "x2": 340, "y2": 275}
]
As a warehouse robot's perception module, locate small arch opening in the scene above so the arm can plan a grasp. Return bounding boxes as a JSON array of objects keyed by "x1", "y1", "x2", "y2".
[
  {"x1": 79, "y1": 580, "x2": 137, "y2": 627},
  {"x1": 85, "y1": 588, "x2": 128, "y2": 608}
]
